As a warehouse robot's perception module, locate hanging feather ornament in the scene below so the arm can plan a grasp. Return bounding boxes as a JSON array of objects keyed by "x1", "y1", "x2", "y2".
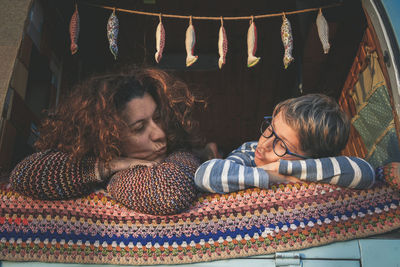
[
  {"x1": 69, "y1": 4, "x2": 80, "y2": 55},
  {"x1": 316, "y1": 8, "x2": 330, "y2": 54},
  {"x1": 281, "y1": 13, "x2": 294, "y2": 69},
  {"x1": 155, "y1": 14, "x2": 165, "y2": 63},
  {"x1": 247, "y1": 17, "x2": 260, "y2": 68},
  {"x1": 185, "y1": 17, "x2": 198, "y2": 67},
  {"x1": 218, "y1": 17, "x2": 228, "y2": 69},
  {"x1": 107, "y1": 8, "x2": 119, "y2": 60}
]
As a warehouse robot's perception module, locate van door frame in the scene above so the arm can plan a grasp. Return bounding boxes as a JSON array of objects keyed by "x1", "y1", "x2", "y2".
[{"x1": 362, "y1": 0, "x2": 400, "y2": 122}]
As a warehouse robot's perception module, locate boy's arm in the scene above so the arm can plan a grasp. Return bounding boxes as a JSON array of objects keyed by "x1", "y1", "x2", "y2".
[
  {"x1": 194, "y1": 142, "x2": 270, "y2": 193},
  {"x1": 278, "y1": 156, "x2": 375, "y2": 189}
]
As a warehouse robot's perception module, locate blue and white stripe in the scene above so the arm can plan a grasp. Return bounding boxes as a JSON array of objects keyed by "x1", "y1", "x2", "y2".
[
  {"x1": 195, "y1": 142, "x2": 375, "y2": 193},
  {"x1": 279, "y1": 156, "x2": 375, "y2": 189}
]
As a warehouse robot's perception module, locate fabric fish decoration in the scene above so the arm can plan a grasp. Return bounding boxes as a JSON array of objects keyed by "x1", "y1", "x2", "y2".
[
  {"x1": 69, "y1": 4, "x2": 79, "y2": 55},
  {"x1": 316, "y1": 9, "x2": 330, "y2": 54},
  {"x1": 107, "y1": 9, "x2": 119, "y2": 60},
  {"x1": 247, "y1": 20, "x2": 260, "y2": 68},
  {"x1": 155, "y1": 17, "x2": 165, "y2": 63},
  {"x1": 218, "y1": 20, "x2": 228, "y2": 69},
  {"x1": 185, "y1": 20, "x2": 198, "y2": 67},
  {"x1": 281, "y1": 15, "x2": 294, "y2": 69}
]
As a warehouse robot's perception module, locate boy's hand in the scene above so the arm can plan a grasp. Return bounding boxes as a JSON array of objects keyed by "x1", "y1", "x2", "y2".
[
  {"x1": 260, "y1": 161, "x2": 280, "y2": 172},
  {"x1": 268, "y1": 172, "x2": 301, "y2": 184},
  {"x1": 260, "y1": 161, "x2": 301, "y2": 184}
]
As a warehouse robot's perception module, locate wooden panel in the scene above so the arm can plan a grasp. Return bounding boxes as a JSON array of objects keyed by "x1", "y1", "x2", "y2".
[
  {"x1": 363, "y1": 7, "x2": 400, "y2": 151},
  {"x1": 339, "y1": 28, "x2": 374, "y2": 158},
  {"x1": 0, "y1": 0, "x2": 32, "y2": 123},
  {"x1": 339, "y1": 14, "x2": 400, "y2": 158},
  {"x1": 9, "y1": 89, "x2": 39, "y2": 139},
  {"x1": 10, "y1": 58, "x2": 29, "y2": 99},
  {"x1": 0, "y1": 119, "x2": 16, "y2": 174},
  {"x1": 18, "y1": 34, "x2": 33, "y2": 68}
]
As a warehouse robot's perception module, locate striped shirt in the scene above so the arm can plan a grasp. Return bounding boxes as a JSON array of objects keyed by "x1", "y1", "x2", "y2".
[{"x1": 194, "y1": 142, "x2": 375, "y2": 193}]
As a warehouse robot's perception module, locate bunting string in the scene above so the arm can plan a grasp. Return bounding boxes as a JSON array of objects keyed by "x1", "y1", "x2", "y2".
[
  {"x1": 81, "y1": 2, "x2": 341, "y2": 21},
  {"x1": 72, "y1": 2, "x2": 340, "y2": 68}
]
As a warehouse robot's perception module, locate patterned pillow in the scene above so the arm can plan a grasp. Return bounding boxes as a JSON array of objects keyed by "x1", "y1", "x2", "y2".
[{"x1": 382, "y1": 162, "x2": 400, "y2": 190}]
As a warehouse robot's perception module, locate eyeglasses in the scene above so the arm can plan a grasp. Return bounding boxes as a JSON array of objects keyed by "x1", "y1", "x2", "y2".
[{"x1": 260, "y1": 116, "x2": 310, "y2": 159}]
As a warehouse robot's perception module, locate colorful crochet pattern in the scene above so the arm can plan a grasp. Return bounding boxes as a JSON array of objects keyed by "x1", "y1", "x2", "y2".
[{"x1": 0, "y1": 181, "x2": 399, "y2": 265}]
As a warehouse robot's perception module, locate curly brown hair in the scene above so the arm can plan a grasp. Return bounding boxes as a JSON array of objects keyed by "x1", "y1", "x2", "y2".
[{"x1": 35, "y1": 68, "x2": 204, "y2": 163}]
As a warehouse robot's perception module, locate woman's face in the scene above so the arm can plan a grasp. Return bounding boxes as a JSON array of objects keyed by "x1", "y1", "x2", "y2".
[
  {"x1": 120, "y1": 92, "x2": 167, "y2": 161},
  {"x1": 254, "y1": 111, "x2": 304, "y2": 166}
]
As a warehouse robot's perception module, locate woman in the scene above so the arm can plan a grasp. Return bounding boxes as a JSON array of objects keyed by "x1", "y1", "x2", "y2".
[{"x1": 10, "y1": 67, "x2": 210, "y2": 215}]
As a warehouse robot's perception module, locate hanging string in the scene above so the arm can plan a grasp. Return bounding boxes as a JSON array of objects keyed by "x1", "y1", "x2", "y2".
[{"x1": 81, "y1": 2, "x2": 341, "y2": 21}]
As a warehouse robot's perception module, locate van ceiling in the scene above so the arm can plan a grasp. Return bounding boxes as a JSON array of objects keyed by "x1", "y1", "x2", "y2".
[{"x1": 46, "y1": 0, "x2": 366, "y2": 152}]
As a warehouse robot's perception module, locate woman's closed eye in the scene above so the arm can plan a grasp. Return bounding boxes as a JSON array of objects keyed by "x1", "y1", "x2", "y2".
[
  {"x1": 127, "y1": 109, "x2": 161, "y2": 135},
  {"x1": 130, "y1": 122, "x2": 146, "y2": 133}
]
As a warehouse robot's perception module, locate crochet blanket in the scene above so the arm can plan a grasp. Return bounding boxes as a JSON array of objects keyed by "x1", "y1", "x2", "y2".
[{"x1": 0, "y1": 181, "x2": 399, "y2": 265}]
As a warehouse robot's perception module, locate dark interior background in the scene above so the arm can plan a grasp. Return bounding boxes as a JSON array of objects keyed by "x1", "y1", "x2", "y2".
[{"x1": 30, "y1": 0, "x2": 367, "y2": 154}]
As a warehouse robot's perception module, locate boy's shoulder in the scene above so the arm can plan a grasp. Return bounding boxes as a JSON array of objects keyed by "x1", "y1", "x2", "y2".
[{"x1": 233, "y1": 141, "x2": 258, "y2": 153}]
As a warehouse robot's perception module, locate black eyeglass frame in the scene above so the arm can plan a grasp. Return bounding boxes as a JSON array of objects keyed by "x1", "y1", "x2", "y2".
[{"x1": 260, "y1": 116, "x2": 310, "y2": 160}]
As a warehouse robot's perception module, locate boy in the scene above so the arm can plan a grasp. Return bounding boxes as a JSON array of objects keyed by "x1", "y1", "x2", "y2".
[{"x1": 194, "y1": 94, "x2": 375, "y2": 193}]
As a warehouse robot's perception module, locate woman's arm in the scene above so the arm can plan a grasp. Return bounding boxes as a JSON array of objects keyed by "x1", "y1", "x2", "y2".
[
  {"x1": 278, "y1": 156, "x2": 375, "y2": 189},
  {"x1": 194, "y1": 142, "x2": 270, "y2": 193},
  {"x1": 106, "y1": 151, "x2": 200, "y2": 215},
  {"x1": 10, "y1": 150, "x2": 103, "y2": 200}
]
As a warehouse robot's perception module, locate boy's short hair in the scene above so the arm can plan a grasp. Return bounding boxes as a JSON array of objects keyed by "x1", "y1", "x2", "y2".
[{"x1": 273, "y1": 94, "x2": 350, "y2": 158}]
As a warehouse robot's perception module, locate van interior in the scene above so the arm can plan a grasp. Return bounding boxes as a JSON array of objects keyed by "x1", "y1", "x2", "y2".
[
  {"x1": 1, "y1": 0, "x2": 399, "y2": 174},
  {"x1": 1, "y1": 1, "x2": 400, "y2": 265}
]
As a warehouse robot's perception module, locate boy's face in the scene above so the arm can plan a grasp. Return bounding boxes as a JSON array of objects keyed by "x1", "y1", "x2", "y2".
[{"x1": 254, "y1": 112, "x2": 305, "y2": 166}]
